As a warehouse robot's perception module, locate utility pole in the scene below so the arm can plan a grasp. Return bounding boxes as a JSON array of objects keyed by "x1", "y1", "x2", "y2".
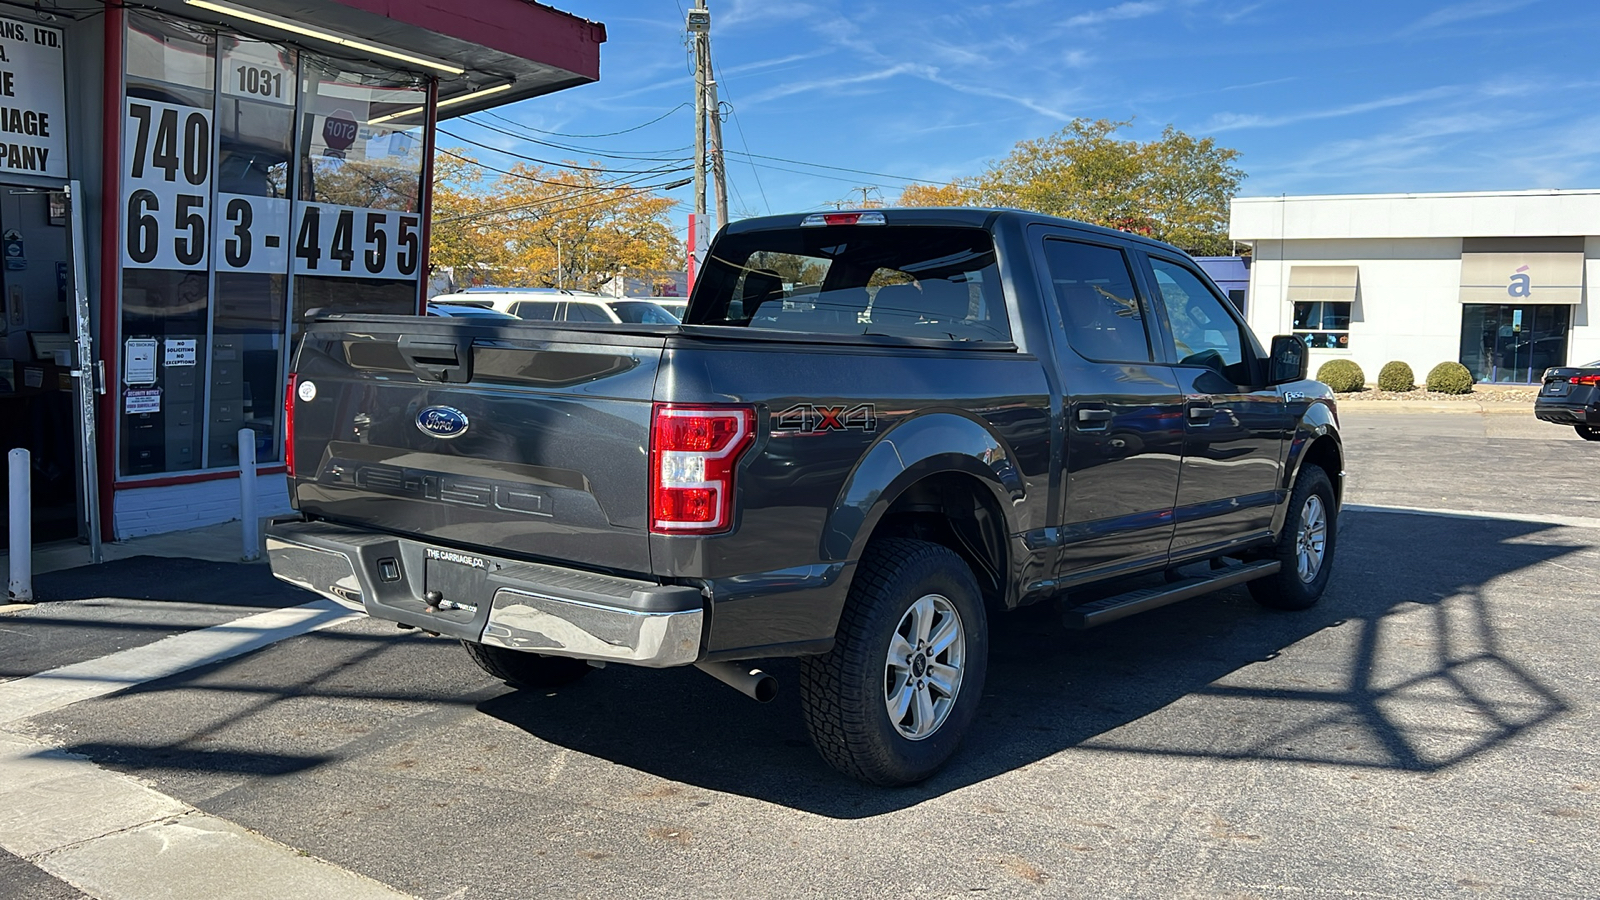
[
  {"x1": 686, "y1": 2, "x2": 711, "y2": 288},
  {"x1": 690, "y1": 1, "x2": 708, "y2": 228},
  {"x1": 708, "y1": 75, "x2": 729, "y2": 229}
]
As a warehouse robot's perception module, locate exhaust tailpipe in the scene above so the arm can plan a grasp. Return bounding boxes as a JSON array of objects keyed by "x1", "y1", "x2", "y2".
[{"x1": 695, "y1": 661, "x2": 778, "y2": 703}]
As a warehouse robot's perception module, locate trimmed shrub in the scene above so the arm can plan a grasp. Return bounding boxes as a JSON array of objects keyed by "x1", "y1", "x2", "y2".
[
  {"x1": 1377, "y1": 360, "x2": 1415, "y2": 392},
  {"x1": 1426, "y1": 361, "x2": 1474, "y2": 394},
  {"x1": 1316, "y1": 359, "x2": 1366, "y2": 393}
]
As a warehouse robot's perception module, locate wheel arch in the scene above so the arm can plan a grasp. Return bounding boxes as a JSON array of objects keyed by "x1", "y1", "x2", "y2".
[
  {"x1": 1273, "y1": 401, "x2": 1344, "y2": 534},
  {"x1": 821, "y1": 411, "x2": 1024, "y2": 611}
]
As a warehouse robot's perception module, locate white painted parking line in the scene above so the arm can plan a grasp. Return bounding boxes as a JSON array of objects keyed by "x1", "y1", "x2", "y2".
[
  {"x1": 1345, "y1": 503, "x2": 1600, "y2": 530},
  {"x1": 0, "y1": 599, "x2": 355, "y2": 727},
  {"x1": 0, "y1": 599, "x2": 413, "y2": 899}
]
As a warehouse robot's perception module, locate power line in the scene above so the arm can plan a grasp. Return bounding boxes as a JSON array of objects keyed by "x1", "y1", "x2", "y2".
[
  {"x1": 436, "y1": 177, "x2": 694, "y2": 226},
  {"x1": 707, "y1": 69, "x2": 770, "y2": 215},
  {"x1": 437, "y1": 127, "x2": 691, "y2": 175},
  {"x1": 475, "y1": 105, "x2": 690, "y2": 140},
  {"x1": 461, "y1": 114, "x2": 693, "y2": 161},
  {"x1": 724, "y1": 149, "x2": 939, "y2": 185},
  {"x1": 435, "y1": 147, "x2": 689, "y2": 194}
]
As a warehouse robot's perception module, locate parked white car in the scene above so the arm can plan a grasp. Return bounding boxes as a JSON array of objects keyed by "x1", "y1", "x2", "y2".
[{"x1": 433, "y1": 291, "x2": 680, "y2": 325}]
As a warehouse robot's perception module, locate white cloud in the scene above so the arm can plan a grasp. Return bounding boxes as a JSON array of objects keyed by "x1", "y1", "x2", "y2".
[
  {"x1": 1403, "y1": 0, "x2": 1540, "y2": 33},
  {"x1": 1063, "y1": 1, "x2": 1165, "y2": 28},
  {"x1": 1205, "y1": 87, "x2": 1459, "y2": 132}
]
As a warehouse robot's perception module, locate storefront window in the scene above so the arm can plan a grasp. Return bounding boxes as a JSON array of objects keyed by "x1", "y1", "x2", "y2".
[
  {"x1": 1292, "y1": 301, "x2": 1350, "y2": 350},
  {"x1": 117, "y1": 15, "x2": 431, "y2": 477},
  {"x1": 120, "y1": 16, "x2": 215, "y2": 475},
  {"x1": 1459, "y1": 304, "x2": 1571, "y2": 384},
  {"x1": 211, "y1": 36, "x2": 296, "y2": 468},
  {"x1": 293, "y1": 61, "x2": 425, "y2": 323}
]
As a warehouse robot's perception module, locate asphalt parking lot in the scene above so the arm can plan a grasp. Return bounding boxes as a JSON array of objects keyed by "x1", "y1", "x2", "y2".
[{"x1": 3, "y1": 409, "x2": 1597, "y2": 900}]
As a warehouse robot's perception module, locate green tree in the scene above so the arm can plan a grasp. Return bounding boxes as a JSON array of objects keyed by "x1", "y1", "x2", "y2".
[
  {"x1": 429, "y1": 151, "x2": 683, "y2": 290},
  {"x1": 897, "y1": 119, "x2": 1245, "y2": 255}
]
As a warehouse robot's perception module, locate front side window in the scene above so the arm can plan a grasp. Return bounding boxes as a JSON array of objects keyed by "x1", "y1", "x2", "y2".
[
  {"x1": 1149, "y1": 258, "x2": 1253, "y2": 385},
  {"x1": 1293, "y1": 301, "x2": 1351, "y2": 349},
  {"x1": 1041, "y1": 238, "x2": 1152, "y2": 363},
  {"x1": 692, "y1": 226, "x2": 1010, "y2": 341}
]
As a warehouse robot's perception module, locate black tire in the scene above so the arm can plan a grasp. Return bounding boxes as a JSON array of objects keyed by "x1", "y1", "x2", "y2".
[
  {"x1": 1576, "y1": 424, "x2": 1600, "y2": 441},
  {"x1": 799, "y1": 538, "x2": 989, "y2": 786},
  {"x1": 1249, "y1": 464, "x2": 1337, "y2": 610},
  {"x1": 461, "y1": 641, "x2": 592, "y2": 688}
]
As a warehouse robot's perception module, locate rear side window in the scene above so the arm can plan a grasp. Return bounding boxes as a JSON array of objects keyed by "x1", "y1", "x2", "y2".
[
  {"x1": 511, "y1": 300, "x2": 560, "y2": 321},
  {"x1": 691, "y1": 226, "x2": 1010, "y2": 341},
  {"x1": 1041, "y1": 238, "x2": 1152, "y2": 363},
  {"x1": 563, "y1": 303, "x2": 612, "y2": 323}
]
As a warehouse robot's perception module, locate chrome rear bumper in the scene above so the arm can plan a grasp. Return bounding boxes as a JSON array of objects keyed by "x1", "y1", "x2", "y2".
[{"x1": 265, "y1": 518, "x2": 705, "y2": 668}]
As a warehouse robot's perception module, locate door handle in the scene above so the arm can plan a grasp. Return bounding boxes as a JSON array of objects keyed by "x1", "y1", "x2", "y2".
[
  {"x1": 1187, "y1": 405, "x2": 1217, "y2": 422},
  {"x1": 1077, "y1": 408, "x2": 1113, "y2": 424}
]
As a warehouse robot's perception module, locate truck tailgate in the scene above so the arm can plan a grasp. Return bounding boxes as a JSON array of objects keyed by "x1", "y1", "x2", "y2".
[{"x1": 288, "y1": 317, "x2": 668, "y2": 575}]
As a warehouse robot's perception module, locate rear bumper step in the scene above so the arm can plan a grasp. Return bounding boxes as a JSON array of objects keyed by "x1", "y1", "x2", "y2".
[
  {"x1": 265, "y1": 518, "x2": 705, "y2": 667},
  {"x1": 1061, "y1": 559, "x2": 1281, "y2": 629}
]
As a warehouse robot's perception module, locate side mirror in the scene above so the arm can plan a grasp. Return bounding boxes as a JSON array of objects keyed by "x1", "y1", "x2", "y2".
[{"x1": 1267, "y1": 334, "x2": 1309, "y2": 385}]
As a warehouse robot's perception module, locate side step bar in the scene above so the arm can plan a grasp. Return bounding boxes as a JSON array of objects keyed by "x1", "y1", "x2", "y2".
[{"x1": 1061, "y1": 559, "x2": 1281, "y2": 629}]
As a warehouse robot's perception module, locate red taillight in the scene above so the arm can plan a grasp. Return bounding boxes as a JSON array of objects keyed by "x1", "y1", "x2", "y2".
[
  {"x1": 649, "y1": 404, "x2": 754, "y2": 534},
  {"x1": 1570, "y1": 374, "x2": 1600, "y2": 385},
  {"x1": 284, "y1": 373, "x2": 297, "y2": 477}
]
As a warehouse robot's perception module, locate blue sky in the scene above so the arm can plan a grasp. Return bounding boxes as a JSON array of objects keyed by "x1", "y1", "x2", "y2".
[{"x1": 443, "y1": 0, "x2": 1600, "y2": 226}]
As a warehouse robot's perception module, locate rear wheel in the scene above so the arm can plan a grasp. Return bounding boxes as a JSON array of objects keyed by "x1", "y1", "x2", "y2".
[
  {"x1": 800, "y1": 538, "x2": 988, "y2": 786},
  {"x1": 461, "y1": 641, "x2": 592, "y2": 688},
  {"x1": 1249, "y1": 464, "x2": 1337, "y2": 611},
  {"x1": 1576, "y1": 424, "x2": 1600, "y2": 441}
]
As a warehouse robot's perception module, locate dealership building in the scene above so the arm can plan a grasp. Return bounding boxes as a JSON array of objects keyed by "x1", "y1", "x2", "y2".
[
  {"x1": 1231, "y1": 189, "x2": 1600, "y2": 385},
  {"x1": 0, "y1": 0, "x2": 604, "y2": 551}
]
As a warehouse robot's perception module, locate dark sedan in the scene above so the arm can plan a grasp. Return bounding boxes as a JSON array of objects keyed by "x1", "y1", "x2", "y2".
[{"x1": 1535, "y1": 360, "x2": 1600, "y2": 441}]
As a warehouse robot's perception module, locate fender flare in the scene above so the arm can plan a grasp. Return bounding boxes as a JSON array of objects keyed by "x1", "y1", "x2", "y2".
[
  {"x1": 820, "y1": 410, "x2": 1025, "y2": 564},
  {"x1": 1273, "y1": 400, "x2": 1343, "y2": 534}
]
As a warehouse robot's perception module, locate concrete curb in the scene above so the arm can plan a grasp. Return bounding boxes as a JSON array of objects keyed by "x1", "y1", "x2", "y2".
[{"x1": 1336, "y1": 401, "x2": 1534, "y2": 414}]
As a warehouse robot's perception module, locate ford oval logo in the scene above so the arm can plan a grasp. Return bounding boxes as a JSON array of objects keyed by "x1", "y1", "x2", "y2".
[{"x1": 416, "y1": 406, "x2": 470, "y2": 439}]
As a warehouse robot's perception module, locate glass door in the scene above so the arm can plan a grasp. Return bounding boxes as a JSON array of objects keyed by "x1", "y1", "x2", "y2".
[{"x1": 1459, "y1": 304, "x2": 1571, "y2": 383}]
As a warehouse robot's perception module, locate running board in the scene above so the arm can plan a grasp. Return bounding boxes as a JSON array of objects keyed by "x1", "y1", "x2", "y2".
[{"x1": 1060, "y1": 560, "x2": 1281, "y2": 629}]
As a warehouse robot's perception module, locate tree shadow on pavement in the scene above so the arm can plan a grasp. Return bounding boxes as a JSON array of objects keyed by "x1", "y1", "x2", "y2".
[{"x1": 478, "y1": 510, "x2": 1582, "y2": 818}]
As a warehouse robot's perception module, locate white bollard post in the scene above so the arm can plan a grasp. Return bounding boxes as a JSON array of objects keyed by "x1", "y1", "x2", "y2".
[
  {"x1": 8, "y1": 448, "x2": 32, "y2": 602},
  {"x1": 238, "y1": 429, "x2": 259, "y2": 562}
]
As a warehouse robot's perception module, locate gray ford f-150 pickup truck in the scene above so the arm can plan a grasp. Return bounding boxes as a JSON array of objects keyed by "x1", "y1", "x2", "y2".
[{"x1": 268, "y1": 208, "x2": 1342, "y2": 785}]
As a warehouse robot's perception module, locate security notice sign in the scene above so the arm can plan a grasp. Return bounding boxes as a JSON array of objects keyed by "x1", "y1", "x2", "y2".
[{"x1": 0, "y1": 16, "x2": 67, "y2": 178}]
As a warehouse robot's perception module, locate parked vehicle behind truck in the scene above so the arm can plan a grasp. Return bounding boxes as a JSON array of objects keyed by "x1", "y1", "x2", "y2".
[{"x1": 268, "y1": 208, "x2": 1342, "y2": 785}]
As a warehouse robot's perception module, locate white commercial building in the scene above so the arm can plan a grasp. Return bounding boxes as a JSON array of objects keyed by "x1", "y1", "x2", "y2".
[{"x1": 1231, "y1": 189, "x2": 1600, "y2": 384}]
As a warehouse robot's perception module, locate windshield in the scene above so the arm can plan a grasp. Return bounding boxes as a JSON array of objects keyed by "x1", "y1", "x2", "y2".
[
  {"x1": 689, "y1": 225, "x2": 1010, "y2": 342},
  {"x1": 609, "y1": 301, "x2": 680, "y2": 324}
]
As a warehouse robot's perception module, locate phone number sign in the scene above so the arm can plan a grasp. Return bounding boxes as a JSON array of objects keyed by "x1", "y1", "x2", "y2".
[{"x1": 122, "y1": 96, "x2": 422, "y2": 281}]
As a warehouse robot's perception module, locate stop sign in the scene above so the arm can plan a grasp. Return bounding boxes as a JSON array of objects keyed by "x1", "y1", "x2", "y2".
[{"x1": 322, "y1": 110, "x2": 359, "y2": 155}]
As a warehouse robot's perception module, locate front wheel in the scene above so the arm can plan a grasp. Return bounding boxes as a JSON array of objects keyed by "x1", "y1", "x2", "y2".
[
  {"x1": 1249, "y1": 464, "x2": 1337, "y2": 611},
  {"x1": 461, "y1": 641, "x2": 592, "y2": 689},
  {"x1": 800, "y1": 538, "x2": 988, "y2": 786},
  {"x1": 1576, "y1": 424, "x2": 1600, "y2": 441}
]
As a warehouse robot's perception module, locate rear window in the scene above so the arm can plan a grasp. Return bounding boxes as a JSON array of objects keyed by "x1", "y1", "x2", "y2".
[{"x1": 689, "y1": 226, "x2": 1010, "y2": 341}]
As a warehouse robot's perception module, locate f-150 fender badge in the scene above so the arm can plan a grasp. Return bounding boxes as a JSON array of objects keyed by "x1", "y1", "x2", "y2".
[
  {"x1": 774, "y1": 402, "x2": 877, "y2": 433},
  {"x1": 416, "y1": 406, "x2": 470, "y2": 439}
]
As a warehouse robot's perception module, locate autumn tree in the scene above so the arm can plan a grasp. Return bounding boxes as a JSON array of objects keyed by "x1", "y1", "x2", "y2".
[
  {"x1": 430, "y1": 150, "x2": 684, "y2": 290},
  {"x1": 897, "y1": 119, "x2": 1244, "y2": 255}
]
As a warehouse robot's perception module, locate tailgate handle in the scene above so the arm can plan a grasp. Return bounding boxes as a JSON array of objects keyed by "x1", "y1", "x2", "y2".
[{"x1": 397, "y1": 336, "x2": 472, "y2": 383}]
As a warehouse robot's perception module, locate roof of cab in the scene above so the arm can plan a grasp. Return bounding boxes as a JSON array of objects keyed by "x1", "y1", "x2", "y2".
[{"x1": 720, "y1": 207, "x2": 1190, "y2": 258}]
